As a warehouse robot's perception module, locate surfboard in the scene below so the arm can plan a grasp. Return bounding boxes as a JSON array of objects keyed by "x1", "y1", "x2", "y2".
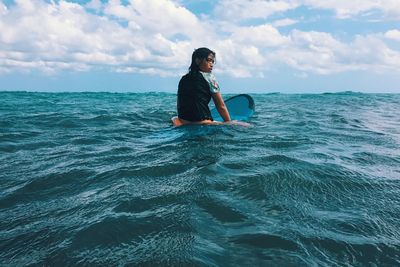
[
  {"x1": 172, "y1": 94, "x2": 255, "y2": 126},
  {"x1": 210, "y1": 94, "x2": 255, "y2": 122}
]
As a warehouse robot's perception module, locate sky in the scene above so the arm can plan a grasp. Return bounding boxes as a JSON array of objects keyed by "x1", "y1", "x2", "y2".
[{"x1": 0, "y1": 0, "x2": 400, "y2": 93}]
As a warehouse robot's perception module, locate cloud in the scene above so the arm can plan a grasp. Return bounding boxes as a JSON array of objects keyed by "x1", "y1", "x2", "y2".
[
  {"x1": 0, "y1": 0, "x2": 199, "y2": 75},
  {"x1": 0, "y1": 2, "x2": 7, "y2": 15},
  {"x1": 272, "y1": 18, "x2": 298, "y2": 27},
  {"x1": 230, "y1": 24, "x2": 290, "y2": 47},
  {"x1": 85, "y1": 0, "x2": 103, "y2": 11},
  {"x1": 303, "y1": 0, "x2": 379, "y2": 19},
  {"x1": 302, "y1": 0, "x2": 400, "y2": 19},
  {"x1": 275, "y1": 30, "x2": 348, "y2": 74},
  {"x1": 276, "y1": 30, "x2": 400, "y2": 74},
  {"x1": 103, "y1": 0, "x2": 204, "y2": 38},
  {"x1": 385, "y1": 29, "x2": 400, "y2": 41},
  {"x1": 0, "y1": 0, "x2": 399, "y2": 78},
  {"x1": 213, "y1": 0, "x2": 400, "y2": 21},
  {"x1": 214, "y1": 39, "x2": 265, "y2": 78},
  {"x1": 214, "y1": 0, "x2": 298, "y2": 21}
]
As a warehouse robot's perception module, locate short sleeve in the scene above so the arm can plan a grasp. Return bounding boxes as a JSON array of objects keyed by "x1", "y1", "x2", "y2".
[{"x1": 200, "y1": 72, "x2": 220, "y2": 94}]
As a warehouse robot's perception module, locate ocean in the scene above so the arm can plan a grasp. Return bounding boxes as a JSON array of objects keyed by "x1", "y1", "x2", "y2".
[{"x1": 1, "y1": 91, "x2": 399, "y2": 266}]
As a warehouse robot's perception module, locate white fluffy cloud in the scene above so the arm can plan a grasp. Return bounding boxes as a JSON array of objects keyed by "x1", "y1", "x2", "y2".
[
  {"x1": 215, "y1": 0, "x2": 400, "y2": 20},
  {"x1": 272, "y1": 18, "x2": 298, "y2": 28},
  {"x1": 230, "y1": 24, "x2": 290, "y2": 47},
  {"x1": 0, "y1": 0, "x2": 202, "y2": 75},
  {"x1": 302, "y1": 0, "x2": 400, "y2": 19},
  {"x1": 0, "y1": 0, "x2": 399, "y2": 77},
  {"x1": 385, "y1": 29, "x2": 400, "y2": 42},
  {"x1": 277, "y1": 30, "x2": 400, "y2": 75},
  {"x1": 103, "y1": 0, "x2": 203, "y2": 38},
  {"x1": 303, "y1": 0, "x2": 380, "y2": 19},
  {"x1": 214, "y1": 0, "x2": 298, "y2": 21}
]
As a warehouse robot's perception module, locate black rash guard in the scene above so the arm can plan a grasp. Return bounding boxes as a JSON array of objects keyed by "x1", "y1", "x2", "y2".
[{"x1": 177, "y1": 71, "x2": 213, "y2": 121}]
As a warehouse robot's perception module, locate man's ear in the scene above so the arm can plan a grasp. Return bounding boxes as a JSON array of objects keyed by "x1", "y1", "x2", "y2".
[{"x1": 195, "y1": 58, "x2": 200, "y2": 65}]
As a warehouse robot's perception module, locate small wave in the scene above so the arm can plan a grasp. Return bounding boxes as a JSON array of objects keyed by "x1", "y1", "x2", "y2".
[
  {"x1": 230, "y1": 232, "x2": 300, "y2": 251},
  {"x1": 195, "y1": 196, "x2": 248, "y2": 223},
  {"x1": 0, "y1": 169, "x2": 96, "y2": 209},
  {"x1": 322, "y1": 91, "x2": 364, "y2": 95},
  {"x1": 2, "y1": 92, "x2": 400, "y2": 266},
  {"x1": 301, "y1": 236, "x2": 400, "y2": 266}
]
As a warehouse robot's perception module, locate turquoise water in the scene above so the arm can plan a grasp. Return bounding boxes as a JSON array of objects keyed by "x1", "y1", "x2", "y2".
[{"x1": 1, "y1": 92, "x2": 399, "y2": 266}]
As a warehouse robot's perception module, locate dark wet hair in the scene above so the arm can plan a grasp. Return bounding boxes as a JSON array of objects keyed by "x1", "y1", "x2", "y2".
[{"x1": 189, "y1": 47, "x2": 216, "y2": 73}]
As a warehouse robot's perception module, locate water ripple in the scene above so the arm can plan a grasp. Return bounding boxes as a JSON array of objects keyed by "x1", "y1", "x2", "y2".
[{"x1": 1, "y1": 92, "x2": 400, "y2": 266}]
